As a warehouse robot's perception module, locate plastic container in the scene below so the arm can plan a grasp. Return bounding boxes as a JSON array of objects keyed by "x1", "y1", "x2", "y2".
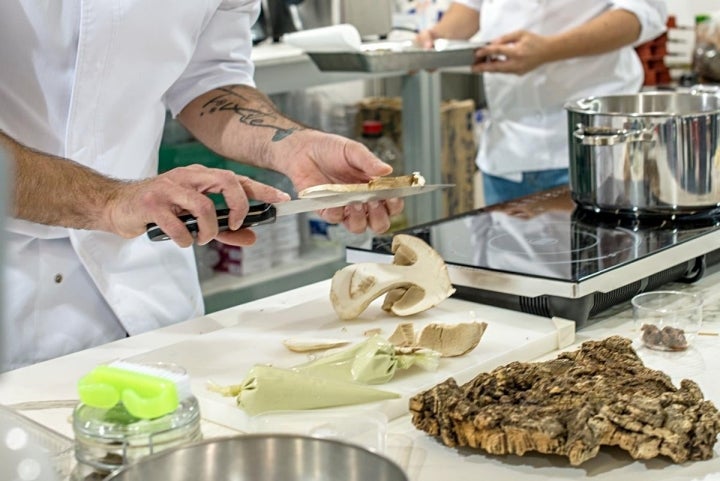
[
  {"x1": 632, "y1": 291, "x2": 703, "y2": 351},
  {"x1": 0, "y1": 404, "x2": 74, "y2": 481},
  {"x1": 71, "y1": 365, "x2": 202, "y2": 481}
]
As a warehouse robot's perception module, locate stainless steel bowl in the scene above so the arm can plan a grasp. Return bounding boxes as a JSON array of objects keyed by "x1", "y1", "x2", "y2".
[{"x1": 104, "y1": 434, "x2": 409, "y2": 481}]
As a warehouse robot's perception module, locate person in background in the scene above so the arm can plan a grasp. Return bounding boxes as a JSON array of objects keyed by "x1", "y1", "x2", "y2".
[
  {"x1": 0, "y1": 1, "x2": 402, "y2": 371},
  {"x1": 417, "y1": 0, "x2": 667, "y2": 205}
]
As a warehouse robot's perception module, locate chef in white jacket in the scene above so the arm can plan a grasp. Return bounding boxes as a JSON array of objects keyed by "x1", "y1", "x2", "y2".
[
  {"x1": 0, "y1": 1, "x2": 403, "y2": 371},
  {"x1": 417, "y1": 0, "x2": 667, "y2": 205}
]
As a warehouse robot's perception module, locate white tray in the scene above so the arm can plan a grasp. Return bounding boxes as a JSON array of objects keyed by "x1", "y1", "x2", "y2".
[
  {"x1": 126, "y1": 295, "x2": 574, "y2": 432},
  {"x1": 306, "y1": 40, "x2": 483, "y2": 72}
]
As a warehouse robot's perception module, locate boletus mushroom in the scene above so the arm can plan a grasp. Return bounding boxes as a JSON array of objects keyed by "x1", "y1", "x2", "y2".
[{"x1": 330, "y1": 234, "x2": 455, "y2": 320}]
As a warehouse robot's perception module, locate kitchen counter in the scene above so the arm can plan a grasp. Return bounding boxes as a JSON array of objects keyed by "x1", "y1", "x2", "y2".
[{"x1": 2, "y1": 269, "x2": 720, "y2": 480}]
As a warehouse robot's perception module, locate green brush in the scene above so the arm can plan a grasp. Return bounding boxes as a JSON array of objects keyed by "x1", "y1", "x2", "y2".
[{"x1": 77, "y1": 361, "x2": 191, "y2": 419}]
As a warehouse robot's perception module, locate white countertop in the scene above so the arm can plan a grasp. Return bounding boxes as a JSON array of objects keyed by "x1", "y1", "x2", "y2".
[{"x1": 2, "y1": 270, "x2": 720, "y2": 480}]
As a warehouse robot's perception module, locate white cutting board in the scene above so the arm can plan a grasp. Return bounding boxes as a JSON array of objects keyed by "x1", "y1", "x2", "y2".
[{"x1": 126, "y1": 296, "x2": 573, "y2": 432}]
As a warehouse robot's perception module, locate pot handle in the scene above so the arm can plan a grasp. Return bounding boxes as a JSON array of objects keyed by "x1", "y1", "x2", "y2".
[
  {"x1": 573, "y1": 124, "x2": 654, "y2": 146},
  {"x1": 689, "y1": 84, "x2": 720, "y2": 96}
]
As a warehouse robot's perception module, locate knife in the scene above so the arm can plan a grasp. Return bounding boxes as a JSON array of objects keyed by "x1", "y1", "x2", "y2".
[{"x1": 146, "y1": 183, "x2": 452, "y2": 242}]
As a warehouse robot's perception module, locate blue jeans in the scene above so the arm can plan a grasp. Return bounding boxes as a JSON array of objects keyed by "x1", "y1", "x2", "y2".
[{"x1": 482, "y1": 168, "x2": 569, "y2": 206}]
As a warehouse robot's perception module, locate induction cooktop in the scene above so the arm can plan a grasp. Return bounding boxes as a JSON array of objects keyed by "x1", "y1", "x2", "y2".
[{"x1": 346, "y1": 186, "x2": 720, "y2": 327}]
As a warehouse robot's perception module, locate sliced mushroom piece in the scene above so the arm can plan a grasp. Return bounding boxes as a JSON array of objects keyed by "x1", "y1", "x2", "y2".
[
  {"x1": 329, "y1": 234, "x2": 456, "y2": 320},
  {"x1": 416, "y1": 321, "x2": 488, "y2": 357},
  {"x1": 282, "y1": 338, "x2": 351, "y2": 353},
  {"x1": 298, "y1": 173, "x2": 425, "y2": 198},
  {"x1": 388, "y1": 322, "x2": 416, "y2": 347}
]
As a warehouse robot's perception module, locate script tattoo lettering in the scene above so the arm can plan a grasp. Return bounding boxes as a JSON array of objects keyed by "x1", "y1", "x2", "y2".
[{"x1": 199, "y1": 88, "x2": 301, "y2": 141}]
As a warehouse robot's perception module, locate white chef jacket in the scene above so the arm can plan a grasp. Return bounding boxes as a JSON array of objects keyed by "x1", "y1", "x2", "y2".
[
  {"x1": 454, "y1": 0, "x2": 667, "y2": 180},
  {"x1": 0, "y1": 0, "x2": 259, "y2": 370}
]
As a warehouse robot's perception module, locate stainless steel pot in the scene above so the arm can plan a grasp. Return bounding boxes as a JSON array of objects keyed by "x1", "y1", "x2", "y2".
[
  {"x1": 103, "y1": 434, "x2": 409, "y2": 481},
  {"x1": 565, "y1": 91, "x2": 720, "y2": 218}
]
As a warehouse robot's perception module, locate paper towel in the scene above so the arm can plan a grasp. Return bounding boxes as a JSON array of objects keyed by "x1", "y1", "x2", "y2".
[{"x1": 282, "y1": 24, "x2": 362, "y2": 53}]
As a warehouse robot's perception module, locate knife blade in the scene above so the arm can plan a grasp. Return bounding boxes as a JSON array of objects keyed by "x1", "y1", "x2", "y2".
[{"x1": 146, "y1": 183, "x2": 452, "y2": 242}]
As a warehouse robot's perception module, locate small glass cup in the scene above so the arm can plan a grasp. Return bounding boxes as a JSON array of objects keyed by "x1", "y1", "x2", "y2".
[{"x1": 632, "y1": 290, "x2": 703, "y2": 351}]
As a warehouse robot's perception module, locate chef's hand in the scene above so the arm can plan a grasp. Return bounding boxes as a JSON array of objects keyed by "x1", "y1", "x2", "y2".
[
  {"x1": 280, "y1": 130, "x2": 404, "y2": 234},
  {"x1": 472, "y1": 30, "x2": 552, "y2": 75},
  {"x1": 106, "y1": 164, "x2": 290, "y2": 248}
]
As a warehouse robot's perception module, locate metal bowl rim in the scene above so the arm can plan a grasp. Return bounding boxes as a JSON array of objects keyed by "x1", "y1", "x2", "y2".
[{"x1": 104, "y1": 433, "x2": 408, "y2": 480}]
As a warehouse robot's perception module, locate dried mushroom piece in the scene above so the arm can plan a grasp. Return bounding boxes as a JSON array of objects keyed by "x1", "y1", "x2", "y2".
[
  {"x1": 416, "y1": 322, "x2": 487, "y2": 357},
  {"x1": 330, "y1": 234, "x2": 455, "y2": 320},
  {"x1": 388, "y1": 322, "x2": 416, "y2": 347},
  {"x1": 409, "y1": 336, "x2": 720, "y2": 465},
  {"x1": 641, "y1": 324, "x2": 688, "y2": 351},
  {"x1": 387, "y1": 321, "x2": 487, "y2": 357}
]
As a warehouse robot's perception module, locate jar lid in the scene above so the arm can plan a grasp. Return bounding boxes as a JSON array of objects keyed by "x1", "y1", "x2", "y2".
[
  {"x1": 72, "y1": 362, "x2": 202, "y2": 475},
  {"x1": 362, "y1": 120, "x2": 384, "y2": 135}
]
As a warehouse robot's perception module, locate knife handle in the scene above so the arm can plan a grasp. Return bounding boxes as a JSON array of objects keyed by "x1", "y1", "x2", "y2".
[{"x1": 146, "y1": 203, "x2": 277, "y2": 242}]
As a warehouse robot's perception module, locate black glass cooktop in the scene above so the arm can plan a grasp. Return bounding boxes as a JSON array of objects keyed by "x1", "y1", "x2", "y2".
[{"x1": 347, "y1": 186, "x2": 720, "y2": 326}]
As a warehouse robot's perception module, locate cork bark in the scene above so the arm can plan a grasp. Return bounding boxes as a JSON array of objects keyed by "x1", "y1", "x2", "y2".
[{"x1": 409, "y1": 336, "x2": 720, "y2": 465}]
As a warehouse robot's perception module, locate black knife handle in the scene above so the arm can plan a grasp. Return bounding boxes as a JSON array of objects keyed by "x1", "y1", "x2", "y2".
[{"x1": 146, "y1": 203, "x2": 277, "y2": 242}]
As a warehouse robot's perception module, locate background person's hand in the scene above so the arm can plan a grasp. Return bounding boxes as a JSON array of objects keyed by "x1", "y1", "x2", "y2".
[
  {"x1": 415, "y1": 29, "x2": 438, "y2": 50},
  {"x1": 281, "y1": 130, "x2": 404, "y2": 234},
  {"x1": 105, "y1": 164, "x2": 290, "y2": 248},
  {"x1": 472, "y1": 30, "x2": 553, "y2": 75}
]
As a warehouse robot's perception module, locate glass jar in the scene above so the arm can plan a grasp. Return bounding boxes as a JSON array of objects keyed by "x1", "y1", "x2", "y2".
[{"x1": 71, "y1": 374, "x2": 202, "y2": 480}]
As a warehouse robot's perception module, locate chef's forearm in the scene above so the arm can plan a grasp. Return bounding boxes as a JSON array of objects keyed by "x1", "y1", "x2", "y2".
[
  {"x1": 177, "y1": 85, "x2": 305, "y2": 173},
  {"x1": 430, "y1": 3, "x2": 480, "y2": 40},
  {"x1": 0, "y1": 131, "x2": 122, "y2": 231},
  {"x1": 543, "y1": 9, "x2": 642, "y2": 62}
]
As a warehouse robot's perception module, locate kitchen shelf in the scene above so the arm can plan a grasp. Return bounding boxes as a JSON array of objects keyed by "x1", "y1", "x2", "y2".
[{"x1": 201, "y1": 244, "x2": 347, "y2": 313}]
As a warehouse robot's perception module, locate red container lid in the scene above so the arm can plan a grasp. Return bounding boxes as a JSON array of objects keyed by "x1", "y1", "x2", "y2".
[{"x1": 362, "y1": 120, "x2": 384, "y2": 135}]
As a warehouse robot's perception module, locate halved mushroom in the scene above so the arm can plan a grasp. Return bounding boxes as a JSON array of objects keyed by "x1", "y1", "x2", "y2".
[{"x1": 329, "y1": 234, "x2": 456, "y2": 320}]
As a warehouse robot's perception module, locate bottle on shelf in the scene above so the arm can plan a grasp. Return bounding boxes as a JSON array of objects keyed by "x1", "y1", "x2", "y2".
[
  {"x1": 358, "y1": 120, "x2": 408, "y2": 231},
  {"x1": 358, "y1": 120, "x2": 404, "y2": 175}
]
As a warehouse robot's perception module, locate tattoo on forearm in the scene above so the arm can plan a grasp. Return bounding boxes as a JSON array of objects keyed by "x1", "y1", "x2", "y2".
[{"x1": 199, "y1": 87, "x2": 303, "y2": 141}]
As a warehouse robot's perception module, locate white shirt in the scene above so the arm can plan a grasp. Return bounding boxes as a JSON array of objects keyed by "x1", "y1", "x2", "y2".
[
  {"x1": 454, "y1": 0, "x2": 667, "y2": 179},
  {"x1": 0, "y1": 0, "x2": 259, "y2": 369}
]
